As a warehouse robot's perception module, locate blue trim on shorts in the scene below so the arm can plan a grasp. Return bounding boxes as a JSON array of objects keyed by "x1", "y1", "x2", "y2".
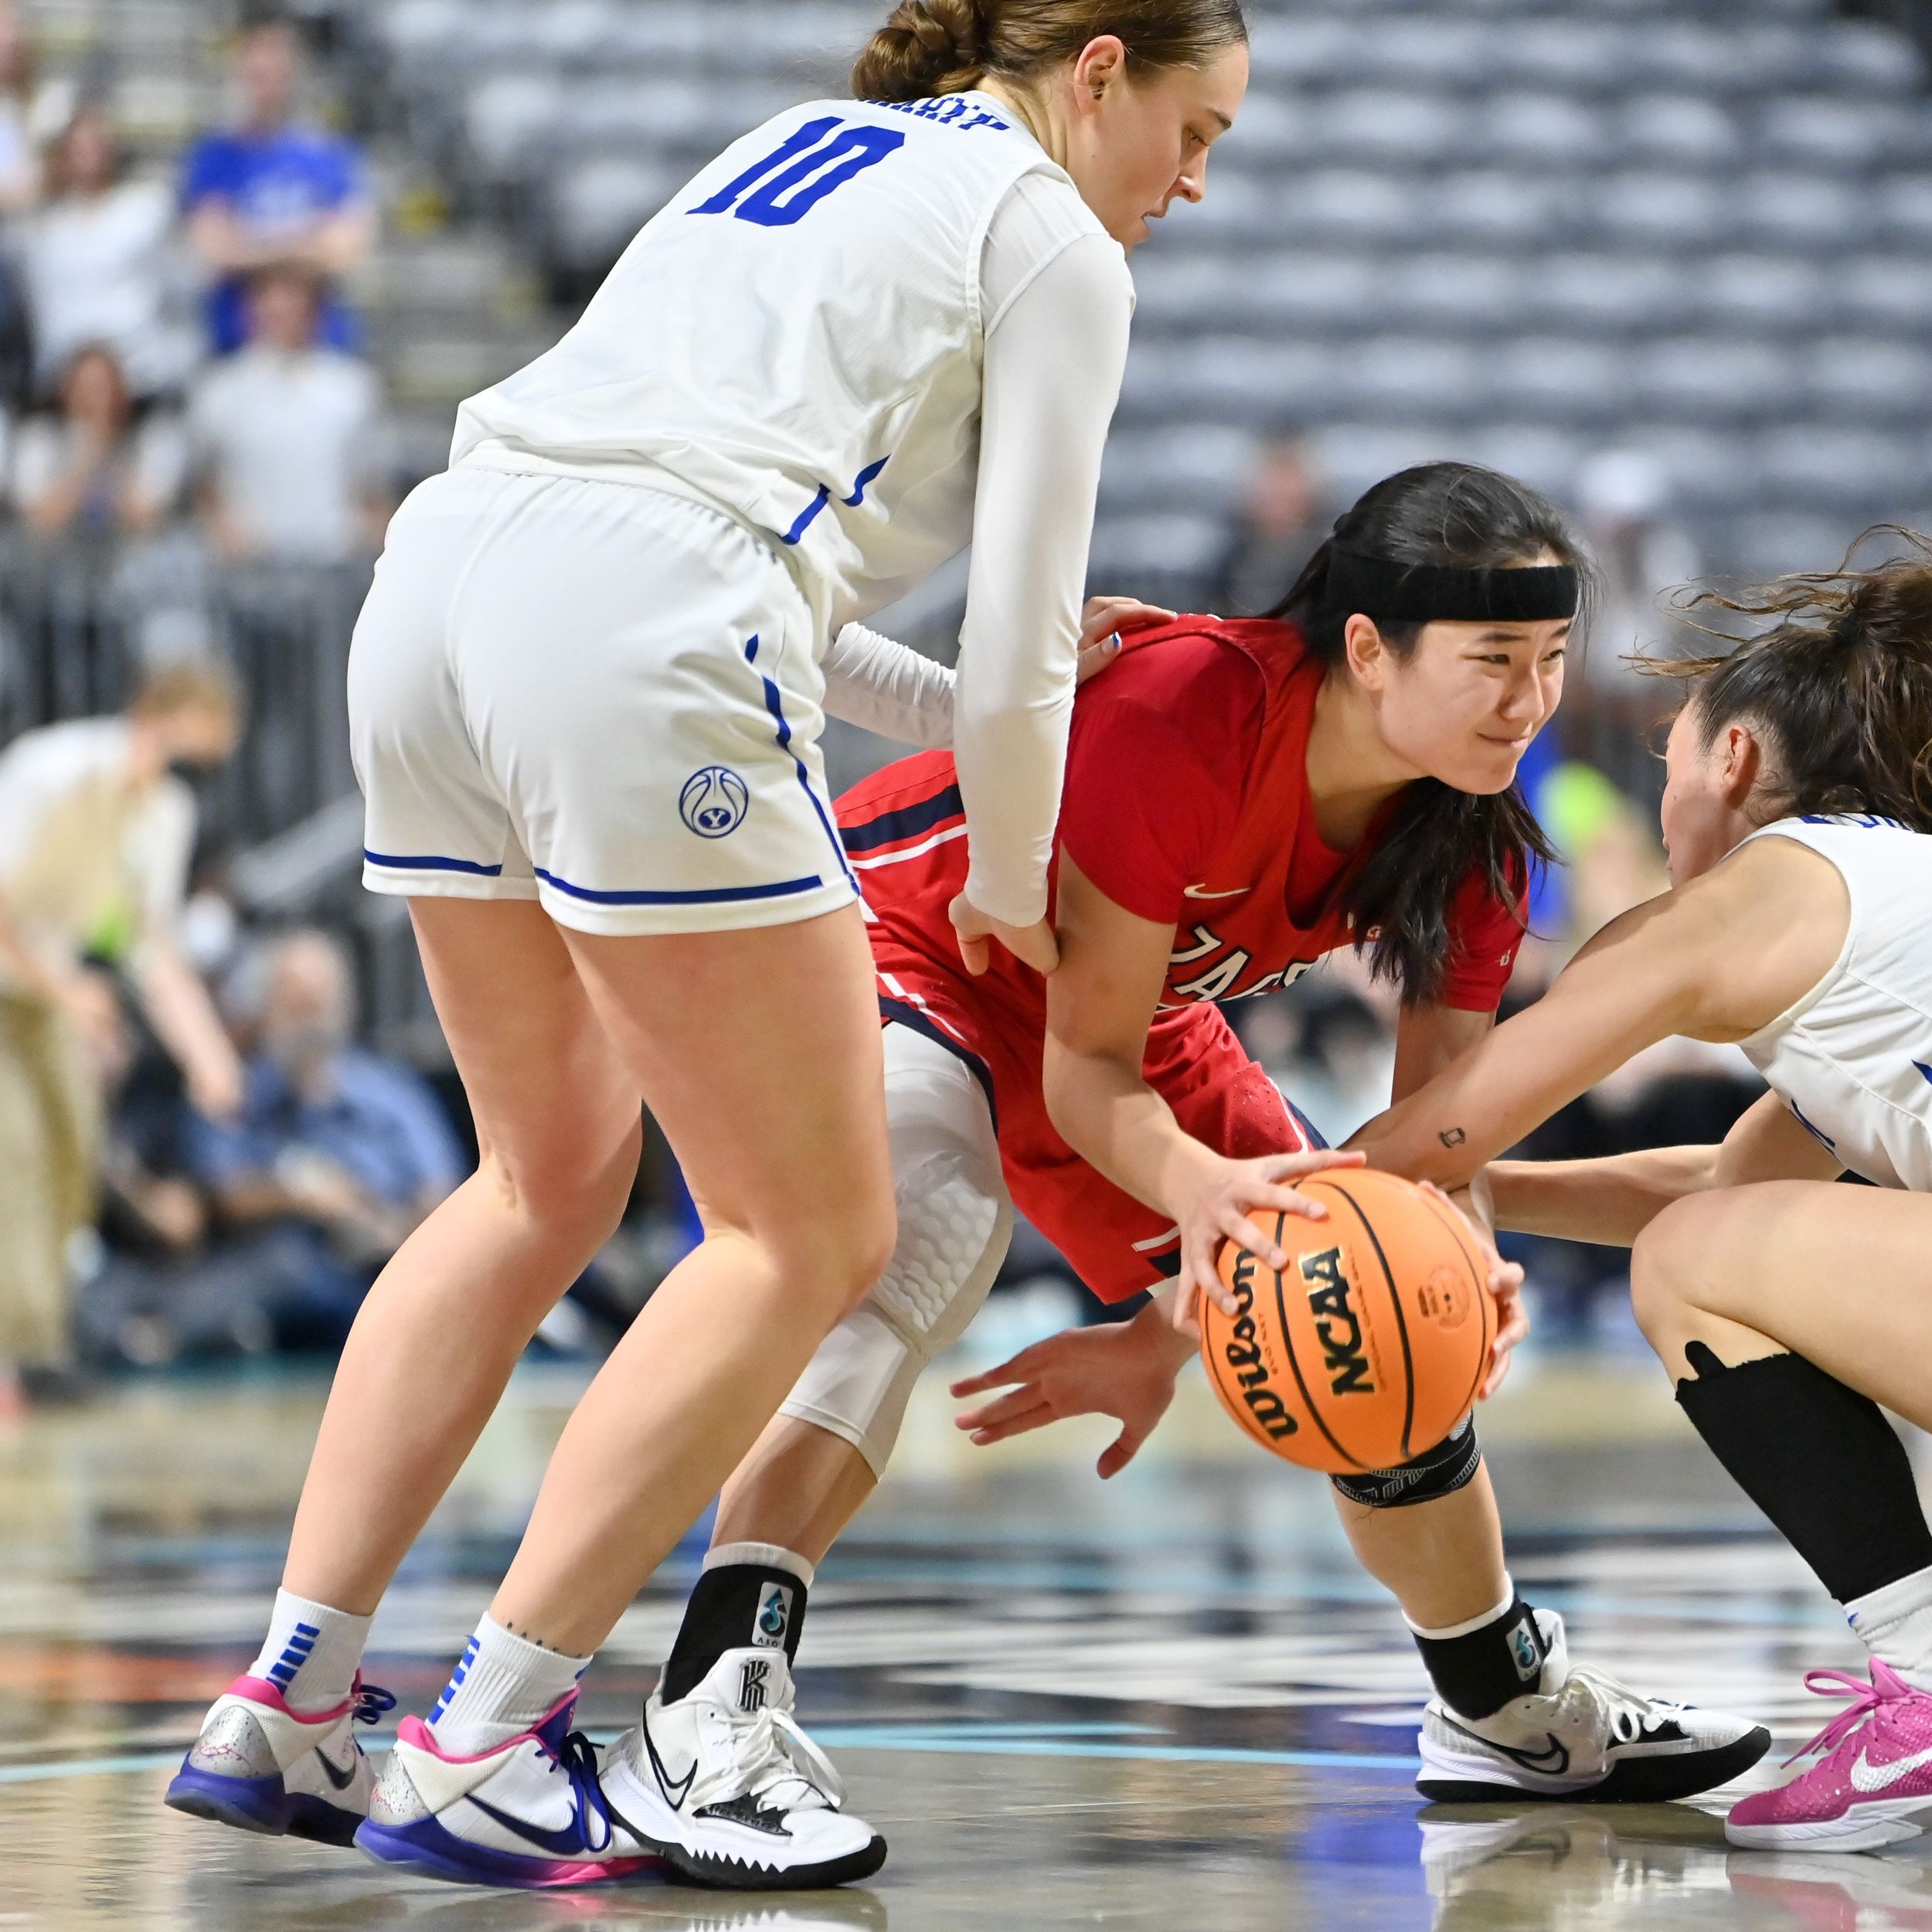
[
  {"x1": 533, "y1": 867, "x2": 825, "y2": 907},
  {"x1": 745, "y1": 634, "x2": 862, "y2": 896},
  {"x1": 365, "y1": 849, "x2": 505, "y2": 878}
]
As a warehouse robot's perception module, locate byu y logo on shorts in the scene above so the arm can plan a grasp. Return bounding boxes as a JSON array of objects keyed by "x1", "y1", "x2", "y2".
[{"x1": 681, "y1": 766, "x2": 750, "y2": 839}]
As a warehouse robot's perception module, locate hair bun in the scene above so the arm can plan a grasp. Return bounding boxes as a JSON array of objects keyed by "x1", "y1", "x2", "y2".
[{"x1": 853, "y1": 0, "x2": 988, "y2": 104}]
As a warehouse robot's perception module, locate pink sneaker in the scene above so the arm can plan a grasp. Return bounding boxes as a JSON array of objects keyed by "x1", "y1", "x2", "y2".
[{"x1": 1728, "y1": 1662, "x2": 1932, "y2": 1852}]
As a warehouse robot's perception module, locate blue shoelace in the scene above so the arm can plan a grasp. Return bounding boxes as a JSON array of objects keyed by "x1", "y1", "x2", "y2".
[
  {"x1": 551, "y1": 1729, "x2": 617, "y2": 1854},
  {"x1": 353, "y1": 1683, "x2": 398, "y2": 1725}
]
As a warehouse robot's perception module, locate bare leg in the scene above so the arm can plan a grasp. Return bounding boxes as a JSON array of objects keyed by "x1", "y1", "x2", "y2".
[
  {"x1": 1632, "y1": 1180, "x2": 1932, "y2": 1414},
  {"x1": 284, "y1": 900, "x2": 643, "y2": 1612},
  {"x1": 1332, "y1": 1461, "x2": 1510, "y2": 1631},
  {"x1": 488, "y1": 903, "x2": 893, "y2": 1654},
  {"x1": 714, "y1": 1415, "x2": 880, "y2": 1571}
]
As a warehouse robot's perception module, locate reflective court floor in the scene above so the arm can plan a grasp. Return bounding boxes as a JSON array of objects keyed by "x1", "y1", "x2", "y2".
[{"x1": 3, "y1": 1347, "x2": 1930, "y2": 1932}]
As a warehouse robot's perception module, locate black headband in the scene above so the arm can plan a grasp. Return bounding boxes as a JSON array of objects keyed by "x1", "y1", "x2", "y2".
[{"x1": 1328, "y1": 549, "x2": 1580, "y2": 625}]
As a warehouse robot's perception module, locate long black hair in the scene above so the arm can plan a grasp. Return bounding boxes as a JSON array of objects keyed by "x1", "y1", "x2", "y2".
[
  {"x1": 1267, "y1": 461, "x2": 1595, "y2": 1003},
  {"x1": 1649, "y1": 527, "x2": 1932, "y2": 832}
]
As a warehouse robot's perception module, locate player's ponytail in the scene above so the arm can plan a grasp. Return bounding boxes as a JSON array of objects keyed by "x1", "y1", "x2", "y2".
[
  {"x1": 1649, "y1": 529, "x2": 1932, "y2": 832},
  {"x1": 853, "y1": 0, "x2": 1248, "y2": 107},
  {"x1": 1271, "y1": 462, "x2": 1592, "y2": 1005}
]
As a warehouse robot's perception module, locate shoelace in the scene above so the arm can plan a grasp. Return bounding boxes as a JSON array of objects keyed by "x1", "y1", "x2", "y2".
[
  {"x1": 352, "y1": 1682, "x2": 397, "y2": 1726},
  {"x1": 1781, "y1": 1661, "x2": 1915, "y2": 1770},
  {"x1": 699, "y1": 1700, "x2": 847, "y2": 1813},
  {"x1": 1558, "y1": 1665, "x2": 1682, "y2": 1746},
  {"x1": 549, "y1": 1728, "x2": 617, "y2": 1854}
]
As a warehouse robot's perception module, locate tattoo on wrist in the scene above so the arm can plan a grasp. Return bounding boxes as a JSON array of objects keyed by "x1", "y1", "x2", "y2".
[{"x1": 1439, "y1": 1128, "x2": 1468, "y2": 1148}]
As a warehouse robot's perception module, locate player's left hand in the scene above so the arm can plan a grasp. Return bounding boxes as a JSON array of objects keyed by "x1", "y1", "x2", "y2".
[
  {"x1": 1417, "y1": 1179, "x2": 1529, "y2": 1401},
  {"x1": 1077, "y1": 595, "x2": 1175, "y2": 685},
  {"x1": 951, "y1": 1315, "x2": 1182, "y2": 1478},
  {"x1": 950, "y1": 893, "x2": 1060, "y2": 977}
]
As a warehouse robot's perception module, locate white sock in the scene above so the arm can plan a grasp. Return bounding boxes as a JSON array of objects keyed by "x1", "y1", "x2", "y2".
[
  {"x1": 247, "y1": 1589, "x2": 372, "y2": 1714},
  {"x1": 428, "y1": 1614, "x2": 592, "y2": 1755},
  {"x1": 1849, "y1": 1563, "x2": 1932, "y2": 1690}
]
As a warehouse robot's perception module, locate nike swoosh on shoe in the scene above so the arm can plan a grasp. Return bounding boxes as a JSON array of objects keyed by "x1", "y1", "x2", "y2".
[
  {"x1": 1446, "y1": 1718, "x2": 1571, "y2": 1775},
  {"x1": 1850, "y1": 1744, "x2": 1932, "y2": 1793},
  {"x1": 315, "y1": 1747, "x2": 359, "y2": 1793},
  {"x1": 465, "y1": 1795, "x2": 596, "y2": 1858},
  {"x1": 641, "y1": 1723, "x2": 696, "y2": 1810}
]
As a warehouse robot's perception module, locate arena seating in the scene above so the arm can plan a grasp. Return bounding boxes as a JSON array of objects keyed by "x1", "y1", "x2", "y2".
[{"x1": 347, "y1": 0, "x2": 1932, "y2": 587}]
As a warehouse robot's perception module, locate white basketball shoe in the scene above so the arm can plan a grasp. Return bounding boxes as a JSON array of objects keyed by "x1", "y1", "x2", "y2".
[
  {"x1": 599, "y1": 1648, "x2": 887, "y2": 1889},
  {"x1": 166, "y1": 1673, "x2": 394, "y2": 1844},
  {"x1": 1417, "y1": 1608, "x2": 1770, "y2": 1802}
]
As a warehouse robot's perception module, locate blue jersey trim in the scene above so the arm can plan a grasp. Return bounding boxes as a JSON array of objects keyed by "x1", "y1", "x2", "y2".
[
  {"x1": 746, "y1": 635, "x2": 862, "y2": 896},
  {"x1": 841, "y1": 784, "x2": 964, "y2": 855},
  {"x1": 365, "y1": 850, "x2": 505, "y2": 878},
  {"x1": 534, "y1": 867, "x2": 824, "y2": 908}
]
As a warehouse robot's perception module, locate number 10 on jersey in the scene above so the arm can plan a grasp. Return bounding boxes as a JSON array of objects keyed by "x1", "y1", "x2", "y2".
[{"x1": 693, "y1": 117, "x2": 908, "y2": 230}]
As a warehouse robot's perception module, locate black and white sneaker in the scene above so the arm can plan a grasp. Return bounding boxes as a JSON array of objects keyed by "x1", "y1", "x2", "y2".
[
  {"x1": 600, "y1": 1648, "x2": 886, "y2": 1890},
  {"x1": 1416, "y1": 1609, "x2": 1770, "y2": 1804}
]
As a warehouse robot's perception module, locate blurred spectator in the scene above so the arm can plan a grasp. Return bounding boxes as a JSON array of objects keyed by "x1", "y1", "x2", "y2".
[
  {"x1": 181, "y1": 927, "x2": 464, "y2": 1349},
  {"x1": 180, "y1": 16, "x2": 372, "y2": 357},
  {"x1": 11, "y1": 344, "x2": 187, "y2": 539},
  {"x1": 19, "y1": 104, "x2": 201, "y2": 401},
  {"x1": 1210, "y1": 438, "x2": 1333, "y2": 618},
  {"x1": 0, "y1": 2, "x2": 42, "y2": 214},
  {"x1": 0, "y1": 663, "x2": 244, "y2": 1394},
  {"x1": 1574, "y1": 451, "x2": 1702, "y2": 690},
  {"x1": 189, "y1": 264, "x2": 389, "y2": 562}
]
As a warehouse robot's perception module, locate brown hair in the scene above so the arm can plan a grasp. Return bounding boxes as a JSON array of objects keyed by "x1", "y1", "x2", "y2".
[
  {"x1": 852, "y1": 0, "x2": 1247, "y2": 106},
  {"x1": 1648, "y1": 528, "x2": 1932, "y2": 832},
  {"x1": 130, "y1": 658, "x2": 244, "y2": 730}
]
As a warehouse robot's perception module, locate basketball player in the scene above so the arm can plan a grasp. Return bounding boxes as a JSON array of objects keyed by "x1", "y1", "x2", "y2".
[
  {"x1": 642, "y1": 462, "x2": 1767, "y2": 1862},
  {"x1": 1303, "y1": 537, "x2": 1932, "y2": 1849},
  {"x1": 166, "y1": 0, "x2": 1251, "y2": 1891}
]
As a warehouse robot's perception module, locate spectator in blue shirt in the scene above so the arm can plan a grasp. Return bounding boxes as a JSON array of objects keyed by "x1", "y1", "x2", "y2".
[
  {"x1": 180, "y1": 18, "x2": 373, "y2": 356},
  {"x1": 184, "y1": 927, "x2": 464, "y2": 1346}
]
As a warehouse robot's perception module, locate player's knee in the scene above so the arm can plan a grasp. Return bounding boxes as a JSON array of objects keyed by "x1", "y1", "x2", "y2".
[
  {"x1": 1629, "y1": 1196, "x2": 1709, "y2": 1346},
  {"x1": 480, "y1": 1121, "x2": 639, "y2": 1241},
  {"x1": 1331, "y1": 1417, "x2": 1483, "y2": 1510},
  {"x1": 785, "y1": 1188, "x2": 898, "y2": 1321}
]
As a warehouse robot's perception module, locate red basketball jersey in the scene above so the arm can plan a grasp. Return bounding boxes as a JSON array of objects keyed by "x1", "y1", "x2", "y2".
[{"x1": 837, "y1": 617, "x2": 1528, "y2": 1301}]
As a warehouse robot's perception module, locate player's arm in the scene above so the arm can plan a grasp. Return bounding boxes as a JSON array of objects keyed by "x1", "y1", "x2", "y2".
[
  {"x1": 1040, "y1": 852, "x2": 1362, "y2": 1330},
  {"x1": 1349, "y1": 839, "x2": 1845, "y2": 1189},
  {"x1": 1488, "y1": 1090, "x2": 1845, "y2": 1247}
]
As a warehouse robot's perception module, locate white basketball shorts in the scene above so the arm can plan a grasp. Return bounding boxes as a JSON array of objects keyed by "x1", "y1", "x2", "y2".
[{"x1": 348, "y1": 464, "x2": 860, "y2": 936}]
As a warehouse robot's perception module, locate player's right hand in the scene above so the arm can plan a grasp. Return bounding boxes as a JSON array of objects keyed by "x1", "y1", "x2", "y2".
[
  {"x1": 951, "y1": 1318, "x2": 1180, "y2": 1479},
  {"x1": 949, "y1": 893, "x2": 1060, "y2": 977},
  {"x1": 1171, "y1": 1146, "x2": 1367, "y2": 1338}
]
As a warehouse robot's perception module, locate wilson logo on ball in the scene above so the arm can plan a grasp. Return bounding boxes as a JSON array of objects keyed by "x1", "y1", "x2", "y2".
[
  {"x1": 1220, "y1": 1250, "x2": 1299, "y2": 1443},
  {"x1": 679, "y1": 766, "x2": 750, "y2": 838}
]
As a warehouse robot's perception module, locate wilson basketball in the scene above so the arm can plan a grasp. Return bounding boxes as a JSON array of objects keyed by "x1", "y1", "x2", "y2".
[{"x1": 1198, "y1": 1169, "x2": 1496, "y2": 1475}]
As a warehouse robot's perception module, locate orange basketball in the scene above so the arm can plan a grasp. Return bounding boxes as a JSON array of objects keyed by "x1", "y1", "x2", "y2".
[{"x1": 1198, "y1": 1168, "x2": 1495, "y2": 1475}]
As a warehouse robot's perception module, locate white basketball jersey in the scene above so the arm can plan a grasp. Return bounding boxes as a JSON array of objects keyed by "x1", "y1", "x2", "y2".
[
  {"x1": 453, "y1": 92, "x2": 1103, "y2": 644},
  {"x1": 1736, "y1": 815, "x2": 1932, "y2": 1191}
]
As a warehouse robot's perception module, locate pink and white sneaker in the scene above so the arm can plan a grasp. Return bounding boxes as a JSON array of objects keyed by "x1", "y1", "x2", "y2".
[
  {"x1": 1728, "y1": 1662, "x2": 1932, "y2": 1851},
  {"x1": 355, "y1": 1691, "x2": 663, "y2": 1889},
  {"x1": 166, "y1": 1673, "x2": 395, "y2": 1845}
]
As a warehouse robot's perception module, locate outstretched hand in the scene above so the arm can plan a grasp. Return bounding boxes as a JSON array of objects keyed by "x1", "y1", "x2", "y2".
[{"x1": 951, "y1": 1316, "x2": 1185, "y2": 1480}]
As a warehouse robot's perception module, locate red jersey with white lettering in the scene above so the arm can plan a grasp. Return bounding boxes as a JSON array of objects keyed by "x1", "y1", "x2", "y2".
[{"x1": 838, "y1": 617, "x2": 1527, "y2": 1301}]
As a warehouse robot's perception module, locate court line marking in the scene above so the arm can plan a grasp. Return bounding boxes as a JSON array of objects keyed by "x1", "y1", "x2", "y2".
[{"x1": 0, "y1": 1735, "x2": 1417, "y2": 1787}]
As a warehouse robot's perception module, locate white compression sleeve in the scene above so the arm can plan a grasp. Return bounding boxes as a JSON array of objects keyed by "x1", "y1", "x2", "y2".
[
  {"x1": 953, "y1": 222, "x2": 1133, "y2": 929},
  {"x1": 821, "y1": 621, "x2": 956, "y2": 749}
]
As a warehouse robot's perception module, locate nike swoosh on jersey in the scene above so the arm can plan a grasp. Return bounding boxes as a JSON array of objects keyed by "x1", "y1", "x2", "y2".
[
  {"x1": 1850, "y1": 1743, "x2": 1932, "y2": 1793},
  {"x1": 466, "y1": 1794, "x2": 596, "y2": 1857},
  {"x1": 1183, "y1": 885, "x2": 1250, "y2": 900}
]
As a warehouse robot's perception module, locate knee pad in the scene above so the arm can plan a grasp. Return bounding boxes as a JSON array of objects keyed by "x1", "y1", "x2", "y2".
[
  {"x1": 1330, "y1": 1417, "x2": 1482, "y2": 1510},
  {"x1": 781, "y1": 1026, "x2": 1012, "y2": 1478}
]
